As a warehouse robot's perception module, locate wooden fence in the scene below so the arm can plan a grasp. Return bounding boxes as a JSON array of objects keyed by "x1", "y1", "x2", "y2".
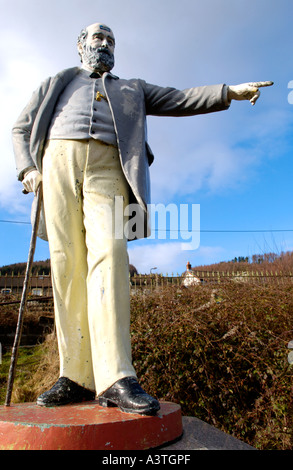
[
  {"x1": 131, "y1": 270, "x2": 293, "y2": 290},
  {"x1": 1, "y1": 270, "x2": 293, "y2": 299}
]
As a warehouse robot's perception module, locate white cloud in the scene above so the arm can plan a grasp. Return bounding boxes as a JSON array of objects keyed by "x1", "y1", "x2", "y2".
[
  {"x1": 128, "y1": 241, "x2": 189, "y2": 274},
  {"x1": 147, "y1": 114, "x2": 274, "y2": 204},
  {"x1": 128, "y1": 239, "x2": 225, "y2": 274},
  {"x1": 0, "y1": 30, "x2": 53, "y2": 213}
]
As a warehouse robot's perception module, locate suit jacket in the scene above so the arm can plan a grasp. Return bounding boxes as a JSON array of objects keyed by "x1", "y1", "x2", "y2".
[{"x1": 12, "y1": 66, "x2": 229, "y2": 240}]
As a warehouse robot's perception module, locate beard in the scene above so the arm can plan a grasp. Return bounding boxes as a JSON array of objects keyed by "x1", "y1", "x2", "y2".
[{"x1": 81, "y1": 45, "x2": 114, "y2": 73}]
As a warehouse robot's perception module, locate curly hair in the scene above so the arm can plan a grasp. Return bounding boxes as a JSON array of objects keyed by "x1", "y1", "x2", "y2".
[{"x1": 77, "y1": 28, "x2": 88, "y2": 62}]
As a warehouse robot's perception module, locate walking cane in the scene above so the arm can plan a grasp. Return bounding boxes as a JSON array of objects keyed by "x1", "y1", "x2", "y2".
[{"x1": 5, "y1": 183, "x2": 43, "y2": 406}]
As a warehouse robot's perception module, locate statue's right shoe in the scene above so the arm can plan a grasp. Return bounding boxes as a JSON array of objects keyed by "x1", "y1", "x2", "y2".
[
  {"x1": 98, "y1": 377, "x2": 160, "y2": 415},
  {"x1": 36, "y1": 377, "x2": 96, "y2": 407}
]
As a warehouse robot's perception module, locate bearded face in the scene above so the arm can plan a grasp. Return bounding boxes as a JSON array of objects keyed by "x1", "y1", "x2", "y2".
[
  {"x1": 78, "y1": 23, "x2": 115, "y2": 74},
  {"x1": 80, "y1": 44, "x2": 115, "y2": 73}
]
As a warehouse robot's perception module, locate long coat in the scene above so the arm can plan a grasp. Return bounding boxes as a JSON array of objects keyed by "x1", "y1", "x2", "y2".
[{"x1": 12, "y1": 67, "x2": 229, "y2": 240}]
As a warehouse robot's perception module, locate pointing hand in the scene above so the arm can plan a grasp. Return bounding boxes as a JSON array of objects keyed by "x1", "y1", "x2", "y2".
[{"x1": 227, "y1": 81, "x2": 274, "y2": 105}]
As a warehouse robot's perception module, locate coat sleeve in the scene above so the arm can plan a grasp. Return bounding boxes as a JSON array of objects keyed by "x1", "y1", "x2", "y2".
[
  {"x1": 141, "y1": 80, "x2": 230, "y2": 117},
  {"x1": 12, "y1": 78, "x2": 51, "y2": 180}
]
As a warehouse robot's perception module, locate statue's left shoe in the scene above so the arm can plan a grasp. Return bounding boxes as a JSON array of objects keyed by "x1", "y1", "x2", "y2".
[
  {"x1": 98, "y1": 376, "x2": 160, "y2": 415},
  {"x1": 36, "y1": 377, "x2": 96, "y2": 407}
]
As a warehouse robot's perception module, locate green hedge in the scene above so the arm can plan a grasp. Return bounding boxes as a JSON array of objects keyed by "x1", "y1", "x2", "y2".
[{"x1": 130, "y1": 282, "x2": 293, "y2": 449}]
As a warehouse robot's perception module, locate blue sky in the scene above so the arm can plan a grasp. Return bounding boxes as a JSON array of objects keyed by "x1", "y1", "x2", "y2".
[{"x1": 0, "y1": 0, "x2": 292, "y2": 274}]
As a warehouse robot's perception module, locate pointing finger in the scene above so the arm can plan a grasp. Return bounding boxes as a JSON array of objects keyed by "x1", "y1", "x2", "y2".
[{"x1": 248, "y1": 81, "x2": 274, "y2": 88}]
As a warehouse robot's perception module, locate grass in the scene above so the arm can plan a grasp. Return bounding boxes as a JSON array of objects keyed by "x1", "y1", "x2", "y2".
[
  {"x1": 0, "y1": 334, "x2": 58, "y2": 405},
  {"x1": 0, "y1": 346, "x2": 44, "y2": 404}
]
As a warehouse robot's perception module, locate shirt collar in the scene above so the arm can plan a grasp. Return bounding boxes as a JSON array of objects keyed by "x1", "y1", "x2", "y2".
[{"x1": 80, "y1": 66, "x2": 119, "y2": 80}]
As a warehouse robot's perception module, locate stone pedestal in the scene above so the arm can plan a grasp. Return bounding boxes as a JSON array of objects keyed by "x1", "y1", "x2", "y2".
[{"x1": 0, "y1": 401, "x2": 182, "y2": 450}]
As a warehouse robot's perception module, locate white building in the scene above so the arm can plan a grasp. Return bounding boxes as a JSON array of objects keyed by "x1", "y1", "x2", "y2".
[{"x1": 182, "y1": 262, "x2": 201, "y2": 287}]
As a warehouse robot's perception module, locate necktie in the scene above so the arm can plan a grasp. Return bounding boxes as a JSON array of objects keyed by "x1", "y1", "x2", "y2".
[{"x1": 90, "y1": 72, "x2": 101, "y2": 79}]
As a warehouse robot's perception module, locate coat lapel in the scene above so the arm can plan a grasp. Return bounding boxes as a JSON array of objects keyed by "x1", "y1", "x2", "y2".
[{"x1": 32, "y1": 67, "x2": 80, "y2": 170}]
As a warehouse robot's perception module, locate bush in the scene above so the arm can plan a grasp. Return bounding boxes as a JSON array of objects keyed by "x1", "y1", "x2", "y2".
[{"x1": 130, "y1": 282, "x2": 293, "y2": 450}]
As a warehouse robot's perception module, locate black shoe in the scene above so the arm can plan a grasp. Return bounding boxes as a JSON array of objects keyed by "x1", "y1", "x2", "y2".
[
  {"x1": 36, "y1": 377, "x2": 96, "y2": 407},
  {"x1": 98, "y1": 377, "x2": 160, "y2": 415}
]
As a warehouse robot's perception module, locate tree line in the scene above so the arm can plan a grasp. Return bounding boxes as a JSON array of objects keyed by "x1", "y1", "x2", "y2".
[{"x1": 0, "y1": 259, "x2": 138, "y2": 277}]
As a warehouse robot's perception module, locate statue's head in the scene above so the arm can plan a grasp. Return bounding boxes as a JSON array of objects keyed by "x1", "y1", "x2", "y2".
[{"x1": 77, "y1": 23, "x2": 115, "y2": 73}]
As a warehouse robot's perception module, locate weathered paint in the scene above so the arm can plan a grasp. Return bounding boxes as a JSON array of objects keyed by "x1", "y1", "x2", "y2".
[{"x1": 0, "y1": 401, "x2": 182, "y2": 450}]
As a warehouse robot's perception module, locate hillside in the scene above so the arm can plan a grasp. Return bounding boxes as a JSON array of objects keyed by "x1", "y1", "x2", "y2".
[
  {"x1": 1, "y1": 249, "x2": 292, "y2": 279},
  {"x1": 0, "y1": 259, "x2": 138, "y2": 277},
  {"x1": 190, "y1": 250, "x2": 293, "y2": 274},
  {"x1": 0, "y1": 259, "x2": 51, "y2": 275}
]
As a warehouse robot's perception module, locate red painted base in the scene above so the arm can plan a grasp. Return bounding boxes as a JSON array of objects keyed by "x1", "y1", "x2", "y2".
[{"x1": 0, "y1": 401, "x2": 182, "y2": 450}]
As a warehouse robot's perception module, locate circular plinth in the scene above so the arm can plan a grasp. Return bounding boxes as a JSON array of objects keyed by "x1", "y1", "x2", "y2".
[{"x1": 0, "y1": 401, "x2": 182, "y2": 450}]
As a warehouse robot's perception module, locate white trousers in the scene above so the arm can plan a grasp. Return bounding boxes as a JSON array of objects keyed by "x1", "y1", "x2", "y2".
[{"x1": 42, "y1": 139, "x2": 136, "y2": 395}]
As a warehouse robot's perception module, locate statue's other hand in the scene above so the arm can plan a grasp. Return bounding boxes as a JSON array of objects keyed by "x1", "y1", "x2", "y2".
[
  {"x1": 22, "y1": 169, "x2": 42, "y2": 194},
  {"x1": 227, "y1": 81, "x2": 274, "y2": 105}
]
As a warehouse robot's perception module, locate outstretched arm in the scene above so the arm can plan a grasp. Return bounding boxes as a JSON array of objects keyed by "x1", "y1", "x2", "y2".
[{"x1": 227, "y1": 81, "x2": 274, "y2": 105}]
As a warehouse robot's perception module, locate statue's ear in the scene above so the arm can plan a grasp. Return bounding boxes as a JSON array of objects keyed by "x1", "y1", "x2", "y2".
[{"x1": 77, "y1": 43, "x2": 83, "y2": 58}]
